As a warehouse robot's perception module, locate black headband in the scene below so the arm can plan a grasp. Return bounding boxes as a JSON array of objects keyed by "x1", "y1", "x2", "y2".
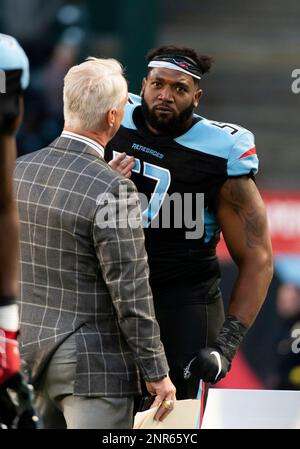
[{"x1": 148, "y1": 54, "x2": 202, "y2": 79}]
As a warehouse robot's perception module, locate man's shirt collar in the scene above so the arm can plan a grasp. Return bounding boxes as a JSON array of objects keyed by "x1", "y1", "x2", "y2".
[{"x1": 61, "y1": 130, "x2": 104, "y2": 159}]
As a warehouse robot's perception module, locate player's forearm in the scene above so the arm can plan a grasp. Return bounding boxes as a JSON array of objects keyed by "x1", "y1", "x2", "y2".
[
  {"x1": 184, "y1": 248, "x2": 273, "y2": 384},
  {"x1": 0, "y1": 135, "x2": 17, "y2": 207},
  {"x1": 0, "y1": 136, "x2": 19, "y2": 297},
  {"x1": 227, "y1": 249, "x2": 273, "y2": 327},
  {"x1": 0, "y1": 205, "x2": 20, "y2": 297}
]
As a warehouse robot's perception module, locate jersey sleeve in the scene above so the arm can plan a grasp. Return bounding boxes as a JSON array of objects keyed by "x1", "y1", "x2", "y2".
[{"x1": 227, "y1": 130, "x2": 258, "y2": 176}]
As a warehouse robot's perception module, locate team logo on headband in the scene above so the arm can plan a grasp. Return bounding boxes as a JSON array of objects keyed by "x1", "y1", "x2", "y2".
[{"x1": 177, "y1": 63, "x2": 189, "y2": 70}]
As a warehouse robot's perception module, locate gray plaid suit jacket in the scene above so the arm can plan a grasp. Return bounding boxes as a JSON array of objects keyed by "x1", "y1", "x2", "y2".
[{"x1": 14, "y1": 134, "x2": 169, "y2": 397}]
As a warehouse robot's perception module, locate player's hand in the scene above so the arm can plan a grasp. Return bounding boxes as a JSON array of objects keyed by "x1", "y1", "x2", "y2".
[
  {"x1": 184, "y1": 348, "x2": 231, "y2": 384},
  {"x1": 184, "y1": 315, "x2": 248, "y2": 384},
  {"x1": 145, "y1": 376, "x2": 176, "y2": 421},
  {"x1": 0, "y1": 329, "x2": 21, "y2": 385},
  {"x1": 109, "y1": 152, "x2": 135, "y2": 178}
]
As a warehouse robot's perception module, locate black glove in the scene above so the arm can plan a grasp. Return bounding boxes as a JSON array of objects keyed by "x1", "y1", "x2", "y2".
[
  {"x1": 184, "y1": 315, "x2": 248, "y2": 384},
  {"x1": 0, "y1": 373, "x2": 39, "y2": 429}
]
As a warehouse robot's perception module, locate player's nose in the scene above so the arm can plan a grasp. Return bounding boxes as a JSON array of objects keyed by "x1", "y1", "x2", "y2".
[{"x1": 158, "y1": 86, "x2": 174, "y2": 102}]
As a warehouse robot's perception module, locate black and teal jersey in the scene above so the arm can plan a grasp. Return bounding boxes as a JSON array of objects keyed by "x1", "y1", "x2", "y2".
[{"x1": 105, "y1": 94, "x2": 258, "y2": 303}]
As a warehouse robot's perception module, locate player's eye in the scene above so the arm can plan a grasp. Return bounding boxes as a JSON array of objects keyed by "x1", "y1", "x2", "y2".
[
  {"x1": 176, "y1": 86, "x2": 187, "y2": 93},
  {"x1": 152, "y1": 81, "x2": 162, "y2": 88}
]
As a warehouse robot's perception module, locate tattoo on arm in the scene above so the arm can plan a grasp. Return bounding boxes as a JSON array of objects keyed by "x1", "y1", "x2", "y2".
[{"x1": 222, "y1": 177, "x2": 266, "y2": 248}]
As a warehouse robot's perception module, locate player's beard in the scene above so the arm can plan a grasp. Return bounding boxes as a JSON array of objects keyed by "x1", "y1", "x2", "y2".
[{"x1": 141, "y1": 96, "x2": 195, "y2": 136}]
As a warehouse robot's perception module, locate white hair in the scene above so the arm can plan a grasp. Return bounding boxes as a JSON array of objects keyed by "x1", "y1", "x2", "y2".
[{"x1": 63, "y1": 57, "x2": 127, "y2": 131}]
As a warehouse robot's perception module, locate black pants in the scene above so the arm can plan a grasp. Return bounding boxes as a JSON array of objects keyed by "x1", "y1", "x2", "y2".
[
  {"x1": 156, "y1": 297, "x2": 225, "y2": 399},
  {"x1": 136, "y1": 296, "x2": 225, "y2": 411}
]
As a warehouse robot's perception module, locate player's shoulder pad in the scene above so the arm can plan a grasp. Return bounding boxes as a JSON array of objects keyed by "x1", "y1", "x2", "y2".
[
  {"x1": 122, "y1": 93, "x2": 141, "y2": 130},
  {"x1": 128, "y1": 93, "x2": 141, "y2": 105},
  {"x1": 175, "y1": 116, "x2": 258, "y2": 176}
]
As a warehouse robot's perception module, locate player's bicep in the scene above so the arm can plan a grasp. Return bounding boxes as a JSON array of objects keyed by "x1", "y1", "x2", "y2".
[{"x1": 216, "y1": 176, "x2": 271, "y2": 263}]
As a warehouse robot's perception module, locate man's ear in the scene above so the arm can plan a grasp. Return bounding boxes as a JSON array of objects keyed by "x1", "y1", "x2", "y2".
[
  {"x1": 107, "y1": 108, "x2": 116, "y2": 128},
  {"x1": 140, "y1": 77, "x2": 147, "y2": 96},
  {"x1": 193, "y1": 89, "x2": 203, "y2": 108}
]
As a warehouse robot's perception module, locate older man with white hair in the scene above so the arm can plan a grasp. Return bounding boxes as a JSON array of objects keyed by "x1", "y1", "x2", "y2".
[{"x1": 14, "y1": 57, "x2": 175, "y2": 429}]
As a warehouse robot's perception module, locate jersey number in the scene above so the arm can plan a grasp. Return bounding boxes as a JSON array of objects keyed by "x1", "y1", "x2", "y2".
[
  {"x1": 112, "y1": 151, "x2": 171, "y2": 227},
  {"x1": 211, "y1": 122, "x2": 239, "y2": 135}
]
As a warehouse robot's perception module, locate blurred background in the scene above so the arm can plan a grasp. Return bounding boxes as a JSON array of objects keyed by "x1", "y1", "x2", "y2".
[{"x1": 1, "y1": 0, "x2": 300, "y2": 391}]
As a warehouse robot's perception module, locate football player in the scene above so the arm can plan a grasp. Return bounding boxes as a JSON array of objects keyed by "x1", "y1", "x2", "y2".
[
  {"x1": 0, "y1": 33, "x2": 38, "y2": 429},
  {"x1": 106, "y1": 45, "x2": 273, "y2": 400}
]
